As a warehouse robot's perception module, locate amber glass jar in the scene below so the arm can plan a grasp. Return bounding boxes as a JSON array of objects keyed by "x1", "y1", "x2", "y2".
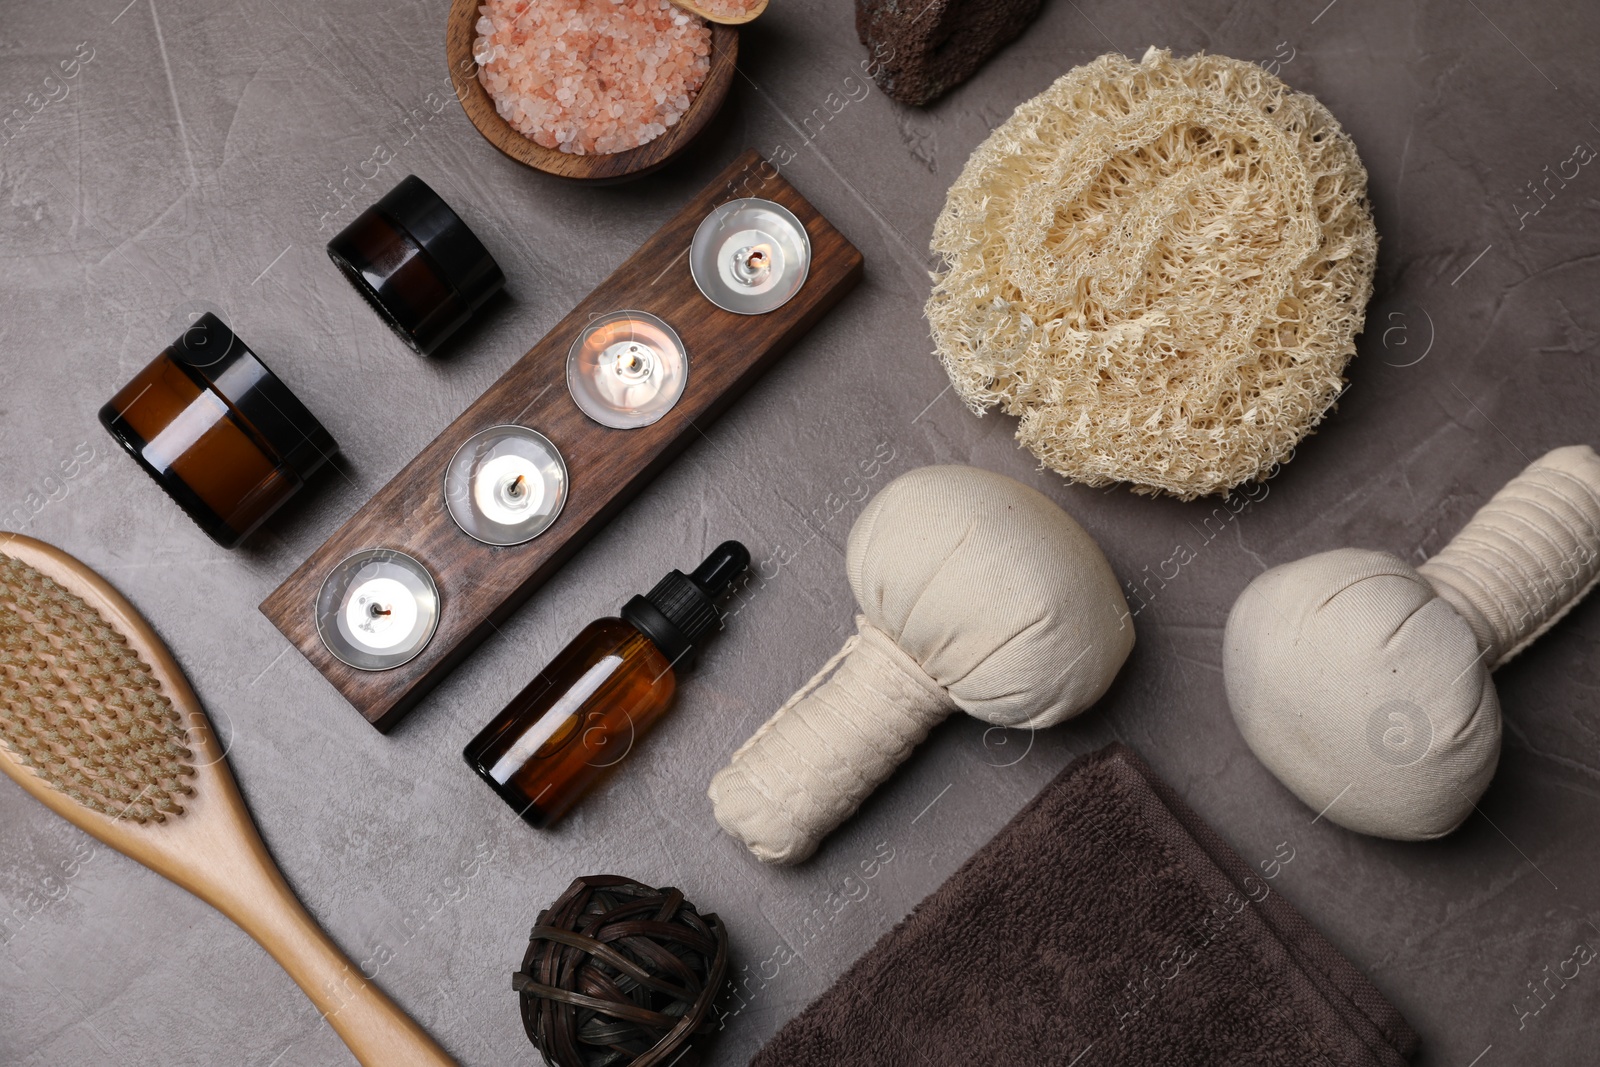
[
  {"x1": 327, "y1": 175, "x2": 505, "y2": 356},
  {"x1": 465, "y1": 542, "x2": 749, "y2": 828},
  {"x1": 99, "y1": 314, "x2": 337, "y2": 548}
]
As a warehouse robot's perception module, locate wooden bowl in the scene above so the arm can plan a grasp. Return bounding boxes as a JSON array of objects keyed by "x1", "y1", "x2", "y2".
[{"x1": 446, "y1": 0, "x2": 739, "y2": 182}]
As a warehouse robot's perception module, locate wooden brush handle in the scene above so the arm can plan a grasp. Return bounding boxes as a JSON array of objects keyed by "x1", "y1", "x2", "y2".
[
  {"x1": 214, "y1": 848, "x2": 458, "y2": 1067},
  {"x1": 0, "y1": 534, "x2": 457, "y2": 1066}
]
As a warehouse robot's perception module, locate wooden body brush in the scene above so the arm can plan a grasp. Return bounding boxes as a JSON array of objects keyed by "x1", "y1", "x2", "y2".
[{"x1": 0, "y1": 533, "x2": 456, "y2": 1067}]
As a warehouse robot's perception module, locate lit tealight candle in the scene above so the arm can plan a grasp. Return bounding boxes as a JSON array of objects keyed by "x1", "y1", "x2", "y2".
[
  {"x1": 724, "y1": 233, "x2": 778, "y2": 292},
  {"x1": 566, "y1": 311, "x2": 688, "y2": 430},
  {"x1": 477, "y1": 458, "x2": 542, "y2": 522},
  {"x1": 445, "y1": 425, "x2": 568, "y2": 545},
  {"x1": 344, "y1": 576, "x2": 419, "y2": 651},
  {"x1": 690, "y1": 199, "x2": 811, "y2": 315},
  {"x1": 316, "y1": 549, "x2": 441, "y2": 670}
]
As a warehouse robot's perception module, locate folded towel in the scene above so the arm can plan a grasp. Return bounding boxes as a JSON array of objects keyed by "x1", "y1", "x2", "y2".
[{"x1": 752, "y1": 743, "x2": 1418, "y2": 1066}]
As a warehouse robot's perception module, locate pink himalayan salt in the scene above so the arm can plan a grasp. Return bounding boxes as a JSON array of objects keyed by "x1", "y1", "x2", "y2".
[
  {"x1": 474, "y1": 0, "x2": 712, "y2": 156},
  {"x1": 685, "y1": 0, "x2": 761, "y2": 20}
]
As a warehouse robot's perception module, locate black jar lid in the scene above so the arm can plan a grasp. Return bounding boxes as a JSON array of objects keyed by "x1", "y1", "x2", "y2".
[
  {"x1": 327, "y1": 175, "x2": 505, "y2": 356},
  {"x1": 170, "y1": 313, "x2": 337, "y2": 482}
]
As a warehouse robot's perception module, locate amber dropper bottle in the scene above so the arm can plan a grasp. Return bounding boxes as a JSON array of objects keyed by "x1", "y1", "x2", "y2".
[{"x1": 464, "y1": 541, "x2": 750, "y2": 828}]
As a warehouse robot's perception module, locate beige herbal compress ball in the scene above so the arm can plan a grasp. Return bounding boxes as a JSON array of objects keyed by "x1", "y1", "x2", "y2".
[
  {"x1": 927, "y1": 47, "x2": 1378, "y2": 499},
  {"x1": 1225, "y1": 446, "x2": 1600, "y2": 839},
  {"x1": 709, "y1": 466, "x2": 1134, "y2": 864}
]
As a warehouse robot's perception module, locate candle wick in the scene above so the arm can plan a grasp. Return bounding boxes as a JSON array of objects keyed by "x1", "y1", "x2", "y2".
[{"x1": 370, "y1": 604, "x2": 392, "y2": 618}]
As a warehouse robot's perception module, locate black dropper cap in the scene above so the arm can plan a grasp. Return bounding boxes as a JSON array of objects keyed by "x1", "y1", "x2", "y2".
[{"x1": 621, "y1": 541, "x2": 750, "y2": 671}]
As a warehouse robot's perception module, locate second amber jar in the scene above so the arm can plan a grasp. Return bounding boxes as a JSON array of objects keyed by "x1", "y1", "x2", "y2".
[{"x1": 327, "y1": 175, "x2": 504, "y2": 356}]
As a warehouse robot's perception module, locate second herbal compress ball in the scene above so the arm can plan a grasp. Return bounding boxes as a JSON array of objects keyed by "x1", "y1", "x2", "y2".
[
  {"x1": 1224, "y1": 446, "x2": 1600, "y2": 839},
  {"x1": 709, "y1": 465, "x2": 1134, "y2": 864},
  {"x1": 927, "y1": 47, "x2": 1378, "y2": 499}
]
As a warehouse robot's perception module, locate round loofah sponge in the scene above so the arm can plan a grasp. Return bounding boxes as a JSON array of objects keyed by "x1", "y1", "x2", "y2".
[{"x1": 927, "y1": 47, "x2": 1377, "y2": 499}]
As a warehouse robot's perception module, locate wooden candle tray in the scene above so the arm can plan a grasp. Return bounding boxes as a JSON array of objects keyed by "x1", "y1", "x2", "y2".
[{"x1": 260, "y1": 151, "x2": 863, "y2": 731}]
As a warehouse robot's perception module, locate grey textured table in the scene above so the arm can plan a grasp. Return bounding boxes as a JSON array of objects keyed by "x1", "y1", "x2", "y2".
[{"x1": 2, "y1": 0, "x2": 1598, "y2": 1064}]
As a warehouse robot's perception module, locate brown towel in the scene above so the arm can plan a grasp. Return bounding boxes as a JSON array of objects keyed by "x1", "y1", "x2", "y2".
[{"x1": 752, "y1": 743, "x2": 1418, "y2": 1066}]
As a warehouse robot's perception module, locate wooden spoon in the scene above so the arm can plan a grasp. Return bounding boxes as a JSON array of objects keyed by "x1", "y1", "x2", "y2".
[{"x1": 668, "y1": 0, "x2": 768, "y2": 26}]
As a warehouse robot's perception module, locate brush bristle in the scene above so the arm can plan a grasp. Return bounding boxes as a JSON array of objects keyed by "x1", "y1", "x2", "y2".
[{"x1": 0, "y1": 550, "x2": 195, "y2": 823}]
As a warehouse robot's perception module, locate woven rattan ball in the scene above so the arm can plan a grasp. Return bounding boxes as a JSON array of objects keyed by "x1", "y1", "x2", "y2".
[
  {"x1": 514, "y1": 875, "x2": 729, "y2": 1067},
  {"x1": 927, "y1": 47, "x2": 1377, "y2": 499}
]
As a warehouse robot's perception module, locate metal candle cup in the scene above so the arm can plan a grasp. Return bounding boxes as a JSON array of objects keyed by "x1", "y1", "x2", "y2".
[
  {"x1": 444, "y1": 425, "x2": 569, "y2": 545},
  {"x1": 565, "y1": 310, "x2": 688, "y2": 429},
  {"x1": 315, "y1": 549, "x2": 441, "y2": 671},
  {"x1": 689, "y1": 198, "x2": 810, "y2": 315}
]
